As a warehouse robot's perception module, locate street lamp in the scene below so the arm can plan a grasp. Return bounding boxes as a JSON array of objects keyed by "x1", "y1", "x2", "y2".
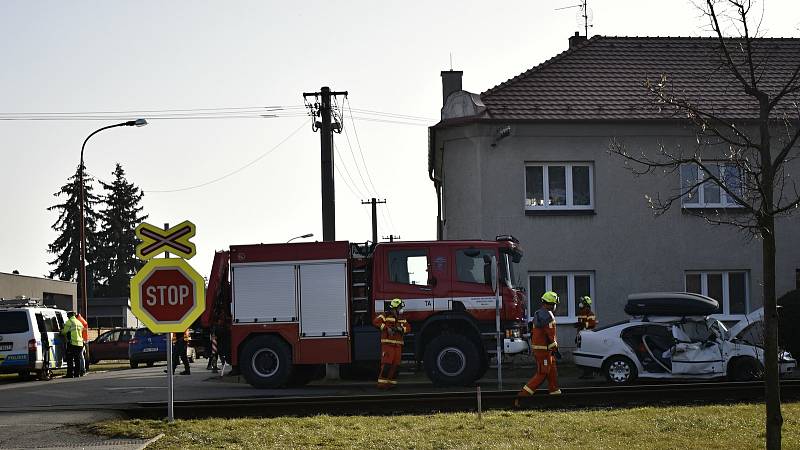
[
  {"x1": 287, "y1": 233, "x2": 314, "y2": 243},
  {"x1": 78, "y1": 119, "x2": 148, "y2": 323}
]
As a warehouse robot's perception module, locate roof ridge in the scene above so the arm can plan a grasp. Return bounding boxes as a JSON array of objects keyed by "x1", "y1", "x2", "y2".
[{"x1": 481, "y1": 35, "x2": 800, "y2": 99}]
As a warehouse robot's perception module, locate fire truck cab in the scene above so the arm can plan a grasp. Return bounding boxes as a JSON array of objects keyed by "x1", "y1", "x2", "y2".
[{"x1": 203, "y1": 236, "x2": 527, "y2": 388}]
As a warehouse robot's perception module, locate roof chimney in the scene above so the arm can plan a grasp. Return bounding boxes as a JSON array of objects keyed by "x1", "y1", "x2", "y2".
[
  {"x1": 569, "y1": 31, "x2": 586, "y2": 49},
  {"x1": 441, "y1": 70, "x2": 463, "y2": 106}
]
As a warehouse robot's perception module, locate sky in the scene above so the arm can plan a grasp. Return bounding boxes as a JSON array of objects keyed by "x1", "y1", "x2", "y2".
[{"x1": 1, "y1": 0, "x2": 798, "y2": 280}]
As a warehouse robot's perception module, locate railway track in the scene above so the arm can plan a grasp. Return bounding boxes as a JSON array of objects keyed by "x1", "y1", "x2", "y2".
[{"x1": 127, "y1": 379, "x2": 800, "y2": 419}]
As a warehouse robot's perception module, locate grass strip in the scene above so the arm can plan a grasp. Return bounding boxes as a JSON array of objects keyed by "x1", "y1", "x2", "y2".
[{"x1": 91, "y1": 401, "x2": 800, "y2": 449}]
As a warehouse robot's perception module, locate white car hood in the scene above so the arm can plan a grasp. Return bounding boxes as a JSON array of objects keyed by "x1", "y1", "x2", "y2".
[{"x1": 727, "y1": 307, "x2": 764, "y2": 339}]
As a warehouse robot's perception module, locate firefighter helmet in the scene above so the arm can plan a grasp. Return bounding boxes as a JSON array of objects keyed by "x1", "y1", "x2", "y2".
[
  {"x1": 580, "y1": 296, "x2": 592, "y2": 306},
  {"x1": 389, "y1": 298, "x2": 405, "y2": 310},
  {"x1": 541, "y1": 291, "x2": 560, "y2": 304}
]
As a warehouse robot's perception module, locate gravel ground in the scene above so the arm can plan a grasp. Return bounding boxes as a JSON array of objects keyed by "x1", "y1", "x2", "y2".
[{"x1": 0, "y1": 410, "x2": 156, "y2": 450}]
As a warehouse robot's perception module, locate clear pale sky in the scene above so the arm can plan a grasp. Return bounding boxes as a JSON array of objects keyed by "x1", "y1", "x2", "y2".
[{"x1": 1, "y1": 0, "x2": 798, "y2": 280}]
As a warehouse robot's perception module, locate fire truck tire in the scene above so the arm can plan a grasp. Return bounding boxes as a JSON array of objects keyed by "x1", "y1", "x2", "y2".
[
  {"x1": 289, "y1": 364, "x2": 324, "y2": 386},
  {"x1": 424, "y1": 334, "x2": 481, "y2": 386},
  {"x1": 241, "y1": 335, "x2": 292, "y2": 388}
]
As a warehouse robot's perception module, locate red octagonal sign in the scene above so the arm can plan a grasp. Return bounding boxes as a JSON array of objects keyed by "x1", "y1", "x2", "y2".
[
  {"x1": 142, "y1": 268, "x2": 194, "y2": 321},
  {"x1": 130, "y1": 258, "x2": 205, "y2": 333}
]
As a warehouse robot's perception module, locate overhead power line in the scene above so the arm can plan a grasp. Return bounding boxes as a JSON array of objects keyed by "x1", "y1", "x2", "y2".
[{"x1": 143, "y1": 120, "x2": 307, "y2": 193}]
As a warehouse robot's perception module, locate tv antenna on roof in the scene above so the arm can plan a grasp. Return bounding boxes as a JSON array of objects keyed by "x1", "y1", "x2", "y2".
[{"x1": 555, "y1": 0, "x2": 593, "y2": 38}]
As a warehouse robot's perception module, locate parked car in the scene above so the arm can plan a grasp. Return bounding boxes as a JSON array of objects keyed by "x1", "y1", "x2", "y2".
[
  {"x1": 88, "y1": 328, "x2": 135, "y2": 363},
  {"x1": 0, "y1": 298, "x2": 67, "y2": 380},
  {"x1": 128, "y1": 328, "x2": 167, "y2": 368},
  {"x1": 128, "y1": 328, "x2": 196, "y2": 368},
  {"x1": 574, "y1": 292, "x2": 797, "y2": 384}
]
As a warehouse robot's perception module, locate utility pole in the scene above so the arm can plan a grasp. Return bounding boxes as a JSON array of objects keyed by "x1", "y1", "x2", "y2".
[
  {"x1": 382, "y1": 235, "x2": 401, "y2": 243},
  {"x1": 361, "y1": 198, "x2": 386, "y2": 244},
  {"x1": 303, "y1": 86, "x2": 348, "y2": 241}
]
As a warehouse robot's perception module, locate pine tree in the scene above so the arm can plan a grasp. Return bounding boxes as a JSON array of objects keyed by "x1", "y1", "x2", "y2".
[
  {"x1": 47, "y1": 163, "x2": 102, "y2": 301},
  {"x1": 95, "y1": 163, "x2": 148, "y2": 297}
]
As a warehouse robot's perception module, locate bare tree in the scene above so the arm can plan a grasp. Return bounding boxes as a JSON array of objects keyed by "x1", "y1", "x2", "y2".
[{"x1": 609, "y1": 1, "x2": 799, "y2": 448}]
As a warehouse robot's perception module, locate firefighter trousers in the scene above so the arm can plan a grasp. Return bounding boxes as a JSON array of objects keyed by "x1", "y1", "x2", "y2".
[
  {"x1": 518, "y1": 351, "x2": 559, "y2": 396},
  {"x1": 377, "y1": 344, "x2": 402, "y2": 389}
]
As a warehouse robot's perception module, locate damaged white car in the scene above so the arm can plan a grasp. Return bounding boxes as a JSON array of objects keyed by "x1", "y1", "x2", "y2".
[{"x1": 574, "y1": 292, "x2": 797, "y2": 384}]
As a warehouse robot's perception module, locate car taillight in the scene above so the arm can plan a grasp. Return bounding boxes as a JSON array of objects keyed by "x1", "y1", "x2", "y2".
[
  {"x1": 28, "y1": 339, "x2": 38, "y2": 352},
  {"x1": 129, "y1": 338, "x2": 139, "y2": 345}
]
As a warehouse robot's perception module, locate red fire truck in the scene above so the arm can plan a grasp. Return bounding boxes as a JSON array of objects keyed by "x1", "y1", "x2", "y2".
[{"x1": 201, "y1": 236, "x2": 527, "y2": 388}]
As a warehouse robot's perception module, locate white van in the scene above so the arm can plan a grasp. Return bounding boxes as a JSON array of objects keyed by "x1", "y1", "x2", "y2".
[{"x1": 0, "y1": 299, "x2": 68, "y2": 380}]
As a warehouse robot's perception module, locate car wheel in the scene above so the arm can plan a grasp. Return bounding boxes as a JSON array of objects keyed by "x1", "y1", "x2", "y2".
[
  {"x1": 240, "y1": 335, "x2": 292, "y2": 388},
  {"x1": 423, "y1": 334, "x2": 482, "y2": 386},
  {"x1": 288, "y1": 364, "x2": 324, "y2": 387},
  {"x1": 146, "y1": 361, "x2": 155, "y2": 368},
  {"x1": 603, "y1": 356, "x2": 637, "y2": 385},
  {"x1": 729, "y1": 357, "x2": 763, "y2": 381},
  {"x1": 17, "y1": 370, "x2": 31, "y2": 380},
  {"x1": 130, "y1": 361, "x2": 139, "y2": 369}
]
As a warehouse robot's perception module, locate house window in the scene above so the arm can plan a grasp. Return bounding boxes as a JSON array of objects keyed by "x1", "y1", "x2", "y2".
[
  {"x1": 528, "y1": 272, "x2": 594, "y2": 324},
  {"x1": 525, "y1": 163, "x2": 593, "y2": 210},
  {"x1": 680, "y1": 163, "x2": 743, "y2": 208},
  {"x1": 685, "y1": 271, "x2": 748, "y2": 318}
]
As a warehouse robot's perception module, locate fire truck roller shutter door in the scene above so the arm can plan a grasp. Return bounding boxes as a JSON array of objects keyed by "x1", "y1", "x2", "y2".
[
  {"x1": 232, "y1": 264, "x2": 297, "y2": 323},
  {"x1": 299, "y1": 262, "x2": 348, "y2": 337}
]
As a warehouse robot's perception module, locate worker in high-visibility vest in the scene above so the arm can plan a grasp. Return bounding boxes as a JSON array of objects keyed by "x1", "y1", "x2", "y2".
[
  {"x1": 515, "y1": 291, "x2": 561, "y2": 406},
  {"x1": 575, "y1": 296, "x2": 597, "y2": 379},
  {"x1": 60, "y1": 312, "x2": 84, "y2": 378},
  {"x1": 172, "y1": 329, "x2": 191, "y2": 375},
  {"x1": 76, "y1": 313, "x2": 89, "y2": 375},
  {"x1": 373, "y1": 298, "x2": 410, "y2": 389}
]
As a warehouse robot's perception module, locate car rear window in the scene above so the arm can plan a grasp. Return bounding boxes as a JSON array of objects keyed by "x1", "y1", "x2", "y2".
[{"x1": 0, "y1": 311, "x2": 30, "y2": 333}]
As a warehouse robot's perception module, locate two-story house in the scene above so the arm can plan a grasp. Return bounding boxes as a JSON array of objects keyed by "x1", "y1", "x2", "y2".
[{"x1": 428, "y1": 34, "x2": 800, "y2": 347}]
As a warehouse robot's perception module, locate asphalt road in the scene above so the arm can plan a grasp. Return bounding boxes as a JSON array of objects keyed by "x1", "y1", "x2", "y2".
[{"x1": 0, "y1": 360, "x2": 601, "y2": 412}]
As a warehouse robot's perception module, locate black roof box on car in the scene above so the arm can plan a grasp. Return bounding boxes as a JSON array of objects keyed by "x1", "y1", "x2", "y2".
[{"x1": 625, "y1": 292, "x2": 719, "y2": 317}]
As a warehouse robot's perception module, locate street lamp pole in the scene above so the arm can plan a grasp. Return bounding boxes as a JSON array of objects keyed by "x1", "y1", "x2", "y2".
[{"x1": 78, "y1": 119, "x2": 147, "y2": 322}]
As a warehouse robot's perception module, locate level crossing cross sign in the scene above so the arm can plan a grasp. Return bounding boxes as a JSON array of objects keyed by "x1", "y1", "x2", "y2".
[
  {"x1": 135, "y1": 221, "x2": 197, "y2": 260},
  {"x1": 130, "y1": 258, "x2": 205, "y2": 333}
]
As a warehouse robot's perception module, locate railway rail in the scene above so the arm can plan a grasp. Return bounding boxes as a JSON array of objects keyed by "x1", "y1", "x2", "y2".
[{"x1": 125, "y1": 379, "x2": 800, "y2": 419}]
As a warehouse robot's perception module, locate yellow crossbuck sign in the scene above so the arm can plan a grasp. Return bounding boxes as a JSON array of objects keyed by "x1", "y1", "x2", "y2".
[{"x1": 135, "y1": 221, "x2": 197, "y2": 260}]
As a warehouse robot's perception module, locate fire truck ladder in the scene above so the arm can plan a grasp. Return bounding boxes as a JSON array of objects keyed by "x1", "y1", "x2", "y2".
[{"x1": 349, "y1": 243, "x2": 372, "y2": 327}]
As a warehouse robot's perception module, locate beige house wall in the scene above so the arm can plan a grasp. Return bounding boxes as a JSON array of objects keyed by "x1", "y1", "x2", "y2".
[{"x1": 0, "y1": 272, "x2": 77, "y2": 311}]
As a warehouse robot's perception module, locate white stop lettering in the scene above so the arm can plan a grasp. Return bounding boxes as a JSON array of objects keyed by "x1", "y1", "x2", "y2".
[{"x1": 145, "y1": 285, "x2": 190, "y2": 306}]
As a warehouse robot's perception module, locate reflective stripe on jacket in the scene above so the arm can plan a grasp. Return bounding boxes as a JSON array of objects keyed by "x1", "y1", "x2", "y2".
[
  {"x1": 373, "y1": 314, "x2": 410, "y2": 347},
  {"x1": 530, "y1": 307, "x2": 557, "y2": 352},
  {"x1": 576, "y1": 306, "x2": 597, "y2": 330},
  {"x1": 61, "y1": 317, "x2": 84, "y2": 347}
]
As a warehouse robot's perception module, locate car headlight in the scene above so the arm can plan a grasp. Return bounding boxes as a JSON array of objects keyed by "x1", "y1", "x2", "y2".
[{"x1": 780, "y1": 351, "x2": 795, "y2": 362}]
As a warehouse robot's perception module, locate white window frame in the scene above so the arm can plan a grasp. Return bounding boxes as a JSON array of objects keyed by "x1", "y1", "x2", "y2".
[
  {"x1": 684, "y1": 271, "x2": 749, "y2": 320},
  {"x1": 680, "y1": 162, "x2": 744, "y2": 208},
  {"x1": 524, "y1": 163, "x2": 594, "y2": 210},
  {"x1": 528, "y1": 271, "x2": 594, "y2": 324}
]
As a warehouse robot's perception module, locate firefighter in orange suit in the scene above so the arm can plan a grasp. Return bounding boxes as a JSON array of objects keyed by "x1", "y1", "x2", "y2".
[
  {"x1": 373, "y1": 298, "x2": 410, "y2": 389},
  {"x1": 576, "y1": 296, "x2": 597, "y2": 379},
  {"x1": 515, "y1": 291, "x2": 561, "y2": 406}
]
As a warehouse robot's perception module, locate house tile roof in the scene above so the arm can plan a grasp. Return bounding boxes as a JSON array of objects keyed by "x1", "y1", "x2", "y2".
[{"x1": 479, "y1": 36, "x2": 800, "y2": 120}]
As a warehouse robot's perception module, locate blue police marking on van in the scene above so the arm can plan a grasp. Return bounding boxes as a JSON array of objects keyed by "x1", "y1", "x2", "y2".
[{"x1": 0, "y1": 354, "x2": 29, "y2": 365}]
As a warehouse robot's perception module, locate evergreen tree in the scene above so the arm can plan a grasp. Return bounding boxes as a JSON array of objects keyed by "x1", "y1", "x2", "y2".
[
  {"x1": 47, "y1": 163, "x2": 102, "y2": 300},
  {"x1": 95, "y1": 163, "x2": 148, "y2": 297}
]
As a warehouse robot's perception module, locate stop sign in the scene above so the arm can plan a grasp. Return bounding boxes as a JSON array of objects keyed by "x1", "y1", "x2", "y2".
[{"x1": 130, "y1": 258, "x2": 205, "y2": 333}]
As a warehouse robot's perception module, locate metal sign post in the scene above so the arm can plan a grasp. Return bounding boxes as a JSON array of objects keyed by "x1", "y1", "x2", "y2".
[
  {"x1": 167, "y1": 332, "x2": 174, "y2": 422},
  {"x1": 490, "y1": 255, "x2": 502, "y2": 390},
  {"x1": 129, "y1": 220, "x2": 205, "y2": 424}
]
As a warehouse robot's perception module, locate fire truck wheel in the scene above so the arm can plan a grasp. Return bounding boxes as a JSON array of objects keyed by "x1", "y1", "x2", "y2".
[
  {"x1": 424, "y1": 334, "x2": 481, "y2": 386},
  {"x1": 241, "y1": 335, "x2": 292, "y2": 388}
]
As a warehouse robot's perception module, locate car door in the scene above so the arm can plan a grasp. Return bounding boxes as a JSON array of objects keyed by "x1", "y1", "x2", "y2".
[
  {"x1": 94, "y1": 331, "x2": 119, "y2": 361},
  {"x1": 113, "y1": 329, "x2": 134, "y2": 359},
  {"x1": 670, "y1": 321, "x2": 725, "y2": 375}
]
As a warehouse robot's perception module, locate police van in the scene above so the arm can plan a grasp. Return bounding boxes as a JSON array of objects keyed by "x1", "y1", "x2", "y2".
[{"x1": 0, "y1": 297, "x2": 68, "y2": 380}]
